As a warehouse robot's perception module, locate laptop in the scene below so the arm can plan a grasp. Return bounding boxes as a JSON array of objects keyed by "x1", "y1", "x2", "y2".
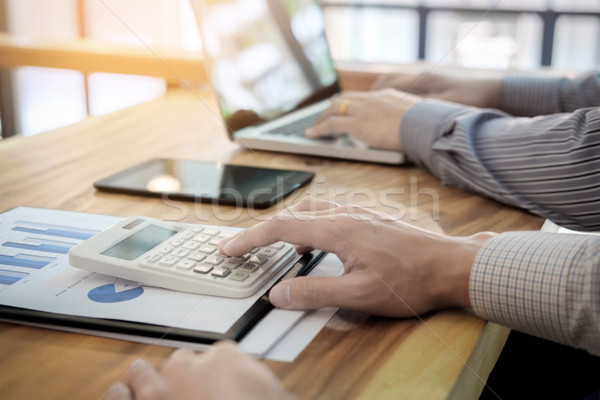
[{"x1": 190, "y1": 0, "x2": 405, "y2": 164}]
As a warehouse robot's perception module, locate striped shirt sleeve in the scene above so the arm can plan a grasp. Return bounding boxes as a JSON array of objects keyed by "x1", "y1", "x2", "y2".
[
  {"x1": 501, "y1": 71, "x2": 600, "y2": 116},
  {"x1": 470, "y1": 231, "x2": 600, "y2": 356},
  {"x1": 400, "y1": 73, "x2": 600, "y2": 231}
]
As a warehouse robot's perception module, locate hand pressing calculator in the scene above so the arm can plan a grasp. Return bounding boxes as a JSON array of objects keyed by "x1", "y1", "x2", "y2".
[{"x1": 69, "y1": 216, "x2": 296, "y2": 298}]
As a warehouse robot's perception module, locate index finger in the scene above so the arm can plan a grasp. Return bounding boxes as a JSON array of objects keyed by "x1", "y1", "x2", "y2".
[{"x1": 219, "y1": 212, "x2": 343, "y2": 257}]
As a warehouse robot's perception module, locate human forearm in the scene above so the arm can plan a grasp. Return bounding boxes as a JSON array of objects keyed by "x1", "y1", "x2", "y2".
[
  {"x1": 400, "y1": 100, "x2": 600, "y2": 231},
  {"x1": 501, "y1": 71, "x2": 600, "y2": 116},
  {"x1": 219, "y1": 197, "x2": 486, "y2": 317},
  {"x1": 470, "y1": 232, "x2": 600, "y2": 356}
]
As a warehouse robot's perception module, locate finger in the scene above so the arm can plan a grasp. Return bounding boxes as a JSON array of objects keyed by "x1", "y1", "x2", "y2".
[
  {"x1": 293, "y1": 244, "x2": 314, "y2": 254},
  {"x1": 167, "y1": 348, "x2": 196, "y2": 364},
  {"x1": 106, "y1": 383, "x2": 132, "y2": 400},
  {"x1": 206, "y1": 341, "x2": 255, "y2": 366},
  {"x1": 370, "y1": 74, "x2": 404, "y2": 90},
  {"x1": 127, "y1": 359, "x2": 167, "y2": 400},
  {"x1": 285, "y1": 196, "x2": 339, "y2": 213},
  {"x1": 218, "y1": 197, "x2": 338, "y2": 251},
  {"x1": 160, "y1": 348, "x2": 196, "y2": 378},
  {"x1": 210, "y1": 340, "x2": 246, "y2": 357},
  {"x1": 269, "y1": 274, "x2": 360, "y2": 310},
  {"x1": 305, "y1": 116, "x2": 358, "y2": 139},
  {"x1": 220, "y1": 213, "x2": 345, "y2": 257},
  {"x1": 316, "y1": 92, "x2": 368, "y2": 121}
]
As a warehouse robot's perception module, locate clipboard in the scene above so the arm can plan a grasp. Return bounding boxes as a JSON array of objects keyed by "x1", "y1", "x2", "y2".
[
  {"x1": 0, "y1": 250, "x2": 325, "y2": 345},
  {"x1": 0, "y1": 206, "x2": 327, "y2": 352}
]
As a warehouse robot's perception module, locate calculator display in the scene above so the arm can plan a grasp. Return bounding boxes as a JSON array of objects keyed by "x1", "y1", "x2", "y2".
[{"x1": 101, "y1": 224, "x2": 178, "y2": 261}]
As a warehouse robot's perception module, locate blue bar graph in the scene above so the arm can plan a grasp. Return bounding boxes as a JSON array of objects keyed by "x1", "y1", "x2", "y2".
[
  {"x1": 0, "y1": 217, "x2": 100, "y2": 287},
  {"x1": 12, "y1": 221, "x2": 98, "y2": 240},
  {"x1": 4, "y1": 242, "x2": 71, "y2": 254},
  {"x1": 12, "y1": 226, "x2": 94, "y2": 240},
  {"x1": 0, "y1": 254, "x2": 52, "y2": 269},
  {"x1": 0, "y1": 269, "x2": 28, "y2": 285}
]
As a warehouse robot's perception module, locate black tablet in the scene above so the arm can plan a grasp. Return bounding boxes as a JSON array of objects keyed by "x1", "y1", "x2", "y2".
[{"x1": 94, "y1": 159, "x2": 315, "y2": 209}]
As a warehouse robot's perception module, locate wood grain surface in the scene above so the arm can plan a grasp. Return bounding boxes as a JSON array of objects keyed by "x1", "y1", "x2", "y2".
[{"x1": 0, "y1": 81, "x2": 543, "y2": 399}]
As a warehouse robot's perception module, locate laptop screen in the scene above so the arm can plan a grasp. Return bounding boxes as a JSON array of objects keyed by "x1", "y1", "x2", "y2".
[{"x1": 190, "y1": 0, "x2": 340, "y2": 134}]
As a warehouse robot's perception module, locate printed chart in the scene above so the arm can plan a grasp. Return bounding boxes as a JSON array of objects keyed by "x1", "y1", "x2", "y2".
[
  {"x1": 88, "y1": 282, "x2": 145, "y2": 303},
  {"x1": 0, "y1": 219, "x2": 98, "y2": 287}
]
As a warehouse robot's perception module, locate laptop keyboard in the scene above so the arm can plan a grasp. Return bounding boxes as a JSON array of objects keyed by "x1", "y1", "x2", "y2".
[
  {"x1": 267, "y1": 111, "x2": 361, "y2": 147},
  {"x1": 267, "y1": 112, "x2": 328, "y2": 139}
]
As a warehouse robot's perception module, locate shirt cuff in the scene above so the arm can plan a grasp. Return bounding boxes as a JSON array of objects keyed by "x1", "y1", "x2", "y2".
[
  {"x1": 400, "y1": 99, "x2": 469, "y2": 172},
  {"x1": 501, "y1": 75, "x2": 563, "y2": 116},
  {"x1": 469, "y1": 231, "x2": 598, "y2": 353}
]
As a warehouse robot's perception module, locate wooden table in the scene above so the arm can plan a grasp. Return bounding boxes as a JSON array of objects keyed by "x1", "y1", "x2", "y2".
[{"x1": 0, "y1": 82, "x2": 543, "y2": 399}]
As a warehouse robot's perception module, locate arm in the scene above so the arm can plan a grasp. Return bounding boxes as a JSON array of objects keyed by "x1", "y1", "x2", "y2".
[
  {"x1": 371, "y1": 70, "x2": 600, "y2": 116},
  {"x1": 401, "y1": 100, "x2": 600, "y2": 231},
  {"x1": 218, "y1": 198, "x2": 600, "y2": 356},
  {"x1": 501, "y1": 71, "x2": 600, "y2": 116},
  {"x1": 107, "y1": 342, "x2": 293, "y2": 400},
  {"x1": 471, "y1": 231, "x2": 600, "y2": 356}
]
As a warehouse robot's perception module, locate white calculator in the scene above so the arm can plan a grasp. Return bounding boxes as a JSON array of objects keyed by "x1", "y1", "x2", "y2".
[{"x1": 68, "y1": 216, "x2": 296, "y2": 298}]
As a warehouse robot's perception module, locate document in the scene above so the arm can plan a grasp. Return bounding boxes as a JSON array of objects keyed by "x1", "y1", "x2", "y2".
[{"x1": 0, "y1": 207, "x2": 342, "y2": 359}]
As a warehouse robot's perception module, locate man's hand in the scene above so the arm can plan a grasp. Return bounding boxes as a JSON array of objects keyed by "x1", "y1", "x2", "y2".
[
  {"x1": 220, "y1": 198, "x2": 494, "y2": 318},
  {"x1": 305, "y1": 89, "x2": 421, "y2": 151},
  {"x1": 107, "y1": 342, "x2": 293, "y2": 400},
  {"x1": 371, "y1": 71, "x2": 502, "y2": 110}
]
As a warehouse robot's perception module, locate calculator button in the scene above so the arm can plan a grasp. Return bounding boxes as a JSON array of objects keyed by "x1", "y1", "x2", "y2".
[
  {"x1": 257, "y1": 248, "x2": 277, "y2": 257},
  {"x1": 203, "y1": 229, "x2": 220, "y2": 236},
  {"x1": 144, "y1": 253, "x2": 162, "y2": 263},
  {"x1": 176, "y1": 260, "x2": 196, "y2": 271},
  {"x1": 188, "y1": 252, "x2": 206, "y2": 262},
  {"x1": 205, "y1": 255, "x2": 226, "y2": 265},
  {"x1": 248, "y1": 254, "x2": 268, "y2": 265},
  {"x1": 198, "y1": 245, "x2": 217, "y2": 254},
  {"x1": 168, "y1": 238, "x2": 185, "y2": 247},
  {"x1": 241, "y1": 262, "x2": 259, "y2": 273},
  {"x1": 181, "y1": 230, "x2": 196, "y2": 240},
  {"x1": 222, "y1": 257, "x2": 244, "y2": 269},
  {"x1": 182, "y1": 240, "x2": 201, "y2": 251},
  {"x1": 211, "y1": 267, "x2": 231, "y2": 278},
  {"x1": 157, "y1": 245, "x2": 173, "y2": 254},
  {"x1": 269, "y1": 242, "x2": 285, "y2": 250},
  {"x1": 193, "y1": 264, "x2": 213, "y2": 274},
  {"x1": 190, "y1": 226, "x2": 204, "y2": 234},
  {"x1": 194, "y1": 234, "x2": 212, "y2": 243},
  {"x1": 229, "y1": 271, "x2": 249, "y2": 282},
  {"x1": 159, "y1": 256, "x2": 178, "y2": 267},
  {"x1": 172, "y1": 248, "x2": 190, "y2": 258}
]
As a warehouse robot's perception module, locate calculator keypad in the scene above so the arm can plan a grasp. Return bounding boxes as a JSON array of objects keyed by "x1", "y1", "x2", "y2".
[{"x1": 139, "y1": 225, "x2": 293, "y2": 292}]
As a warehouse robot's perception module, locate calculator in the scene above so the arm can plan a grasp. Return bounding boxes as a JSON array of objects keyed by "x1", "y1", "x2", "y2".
[{"x1": 68, "y1": 216, "x2": 296, "y2": 298}]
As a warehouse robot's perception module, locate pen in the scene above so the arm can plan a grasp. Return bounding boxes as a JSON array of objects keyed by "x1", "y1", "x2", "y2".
[
  {"x1": 274, "y1": 250, "x2": 327, "y2": 285},
  {"x1": 230, "y1": 250, "x2": 328, "y2": 342}
]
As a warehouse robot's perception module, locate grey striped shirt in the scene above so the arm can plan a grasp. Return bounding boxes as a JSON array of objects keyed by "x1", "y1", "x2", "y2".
[
  {"x1": 401, "y1": 71, "x2": 600, "y2": 231},
  {"x1": 400, "y1": 72, "x2": 600, "y2": 355}
]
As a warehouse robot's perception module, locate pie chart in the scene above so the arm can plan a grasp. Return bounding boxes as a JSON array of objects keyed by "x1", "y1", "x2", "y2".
[{"x1": 87, "y1": 283, "x2": 144, "y2": 303}]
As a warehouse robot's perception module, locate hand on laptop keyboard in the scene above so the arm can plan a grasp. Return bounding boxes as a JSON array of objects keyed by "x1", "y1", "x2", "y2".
[{"x1": 304, "y1": 90, "x2": 421, "y2": 151}]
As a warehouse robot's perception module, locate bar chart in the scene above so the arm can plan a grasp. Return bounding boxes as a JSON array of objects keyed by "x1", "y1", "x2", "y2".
[{"x1": 0, "y1": 218, "x2": 99, "y2": 288}]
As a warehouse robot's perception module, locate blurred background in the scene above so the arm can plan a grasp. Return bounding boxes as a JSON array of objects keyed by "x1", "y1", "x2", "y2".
[{"x1": 0, "y1": 0, "x2": 598, "y2": 138}]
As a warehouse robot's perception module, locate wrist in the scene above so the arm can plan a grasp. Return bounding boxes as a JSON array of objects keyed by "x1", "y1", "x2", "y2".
[
  {"x1": 431, "y1": 232, "x2": 496, "y2": 309},
  {"x1": 480, "y1": 78, "x2": 502, "y2": 109}
]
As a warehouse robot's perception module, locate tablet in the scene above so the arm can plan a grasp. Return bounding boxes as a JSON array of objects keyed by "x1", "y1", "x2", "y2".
[{"x1": 94, "y1": 158, "x2": 315, "y2": 209}]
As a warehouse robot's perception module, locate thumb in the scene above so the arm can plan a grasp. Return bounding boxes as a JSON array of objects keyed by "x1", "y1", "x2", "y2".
[{"x1": 269, "y1": 276, "x2": 347, "y2": 310}]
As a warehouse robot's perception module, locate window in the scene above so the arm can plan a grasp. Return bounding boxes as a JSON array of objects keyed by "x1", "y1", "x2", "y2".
[
  {"x1": 322, "y1": 0, "x2": 600, "y2": 69},
  {"x1": 1, "y1": 0, "x2": 202, "y2": 136},
  {"x1": 2, "y1": 0, "x2": 599, "y2": 137}
]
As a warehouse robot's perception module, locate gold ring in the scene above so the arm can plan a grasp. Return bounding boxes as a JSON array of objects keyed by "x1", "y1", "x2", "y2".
[{"x1": 339, "y1": 99, "x2": 350, "y2": 115}]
